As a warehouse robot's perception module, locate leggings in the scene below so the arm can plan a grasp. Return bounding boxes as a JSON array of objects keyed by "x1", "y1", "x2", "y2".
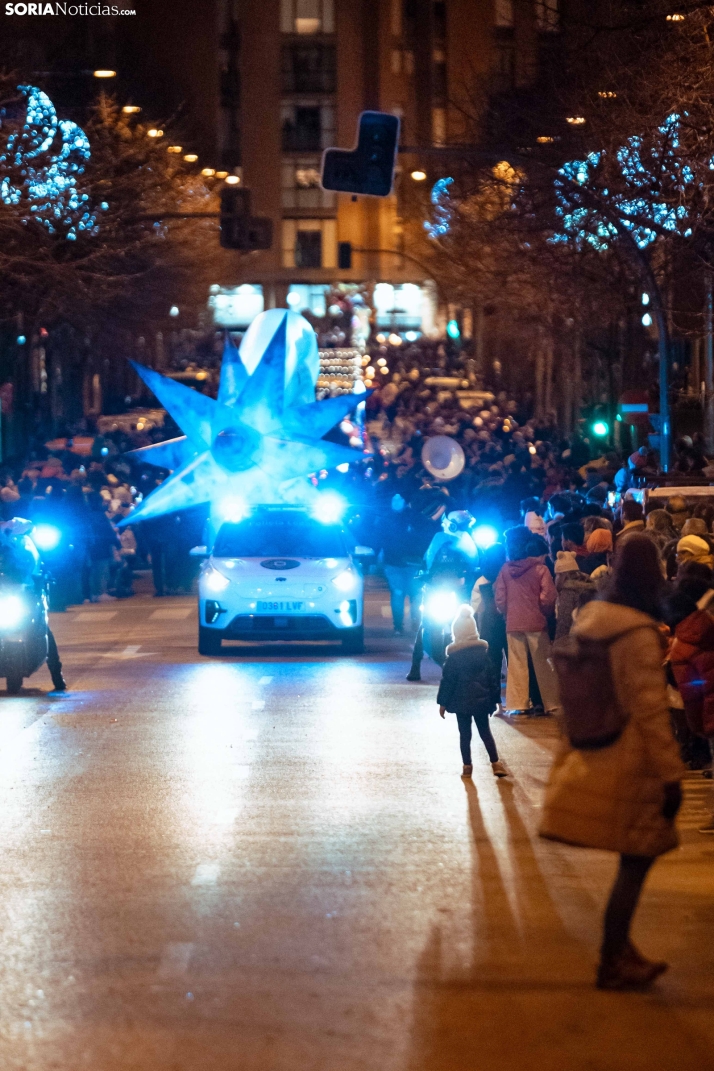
[
  {"x1": 601, "y1": 854, "x2": 654, "y2": 962},
  {"x1": 456, "y1": 710, "x2": 499, "y2": 764}
]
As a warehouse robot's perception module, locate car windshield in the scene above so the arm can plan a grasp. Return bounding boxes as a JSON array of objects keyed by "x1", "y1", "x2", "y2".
[{"x1": 214, "y1": 514, "x2": 348, "y2": 558}]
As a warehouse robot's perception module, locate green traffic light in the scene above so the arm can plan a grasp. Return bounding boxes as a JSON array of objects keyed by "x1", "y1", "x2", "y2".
[{"x1": 592, "y1": 420, "x2": 609, "y2": 437}]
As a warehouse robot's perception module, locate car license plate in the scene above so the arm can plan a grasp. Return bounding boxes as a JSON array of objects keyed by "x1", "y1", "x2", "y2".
[{"x1": 257, "y1": 601, "x2": 304, "y2": 612}]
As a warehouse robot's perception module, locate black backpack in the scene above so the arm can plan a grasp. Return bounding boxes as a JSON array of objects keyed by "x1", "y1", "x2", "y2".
[{"x1": 552, "y1": 627, "x2": 649, "y2": 749}]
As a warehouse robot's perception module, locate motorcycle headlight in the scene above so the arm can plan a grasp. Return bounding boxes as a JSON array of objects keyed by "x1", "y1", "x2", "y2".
[
  {"x1": 332, "y1": 568, "x2": 357, "y2": 592},
  {"x1": 204, "y1": 567, "x2": 230, "y2": 593},
  {"x1": 32, "y1": 524, "x2": 62, "y2": 552},
  {"x1": 0, "y1": 595, "x2": 28, "y2": 630},
  {"x1": 426, "y1": 590, "x2": 459, "y2": 624}
]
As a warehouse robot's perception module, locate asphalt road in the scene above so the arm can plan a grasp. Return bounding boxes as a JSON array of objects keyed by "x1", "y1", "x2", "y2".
[{"x1": 0, "y1": 579, "x2": 712, "y2": 1070}]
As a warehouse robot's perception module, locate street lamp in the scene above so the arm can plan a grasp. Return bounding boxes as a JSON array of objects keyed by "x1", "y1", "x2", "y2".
[
  {"x1": 224, "y1": 174, "x2": 240, "y2": 185},
  {"x1": 93, "y1": 70, "x2": 117, "y2": 79},
  {"x1": 183, "y1": 154, "x2": 198, "y2": 163},
  {"x1": 411, "y1": 170, "x2": 427, "y2": 181},
  {"x1": 122, "y1": 105, "x2": 141, "y2": 114}
]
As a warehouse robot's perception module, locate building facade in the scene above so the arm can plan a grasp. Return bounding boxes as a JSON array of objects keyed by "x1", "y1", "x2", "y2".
[{"x1": 2, "y1": 0, "x2": 571, "y2": 335}]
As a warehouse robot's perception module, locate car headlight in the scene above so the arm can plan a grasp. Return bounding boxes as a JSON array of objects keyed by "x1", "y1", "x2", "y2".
[
  {"x1": 426, "y1": 590, "x2": 459, "y2": 624},
  {"x1": 32, "y1": 524, "x2": 62, "y2": 552},
  {"x1": 332, "y1": 568, "x2": 358, "y2": 592},
  {"x1": 0, "y1": 595, "x2": 28, "y2": 630},
  {"x1": 204, "y1": 567, "x2": 230, "y2": 593}
]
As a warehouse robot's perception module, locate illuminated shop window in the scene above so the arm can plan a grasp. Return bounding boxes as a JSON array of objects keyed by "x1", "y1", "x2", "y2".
[
  {"x1": 286, "y1": 284, "x2": 329, "y2": 316},
  {"x1": 373, "y1": 283, "x2": 425, "y2": 329},
  {"x1": 281, "y1": 0, "x2": 335, "y2": 34},
  {"x1": 209, "y1": 284, "x2": 264, "y2": 328}
]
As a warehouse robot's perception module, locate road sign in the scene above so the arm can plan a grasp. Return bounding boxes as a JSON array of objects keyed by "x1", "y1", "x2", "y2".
[
  {"x1": 321, "y1": 111, "x2": 400, "y2": 197},
  {"x1": 620, "y1": 390, "x2": 650, "y2": 425}
]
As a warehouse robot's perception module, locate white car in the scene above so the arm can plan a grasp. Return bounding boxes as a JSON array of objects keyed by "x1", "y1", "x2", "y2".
[{"x1": 197, "y1": 506, "x2": 369, "y2": 655}]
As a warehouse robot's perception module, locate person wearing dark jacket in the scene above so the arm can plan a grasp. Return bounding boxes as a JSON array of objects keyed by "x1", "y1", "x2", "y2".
[
  {"x1": 378, "y1": 494, "x2": 432, "y2": 633},
  {"x1": 87, "y1": 492, "x2": 121, "y2": 602},
  {"x1": 437, "y1": 605, "x2": 507, "y2": 778}
]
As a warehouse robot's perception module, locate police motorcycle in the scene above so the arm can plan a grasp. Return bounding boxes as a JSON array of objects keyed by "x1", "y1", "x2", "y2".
[
  {"x1": 407, "y1": 510, "x2": 478, "y2": 677},
  {"x1": 0, "y1": 521, "x2": 50, "y2": 694}
]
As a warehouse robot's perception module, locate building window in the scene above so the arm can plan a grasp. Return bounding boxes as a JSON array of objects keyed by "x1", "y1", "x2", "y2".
[
  {"x1": 281, "y1": 43, "x2": 336, "y2": 93},
  {"x1": 433, "y1": 0, "x2": 446, "y2": 39},
  {"x1": 535, "y1": 0, "x2": 559, "y2": 32},
  {"x1": 281, "y1": 157, "x2": 336, "y2": 208},
  {"x1": 281, "y1": 0, "x2": 335, "y2": 34},
  {"x1": 281, "y1": 103, "x2": 335, "y2": 152},
  {"x1": 495, "y1": 0, "x2": 514, "y2": 27},
  {"x1": 432, "y1": 107, "x2": 446, "y2": 146},
  {"x1": 390, "y1": 0, "x2": 402, "y2": 36},
  {"x1": 282, "y1": 219, "x2": 337, "y2": 269},
  {"x1": 495, "y1": 43, "x2": 515, "y2": 89},
  {"x1": 433, "y1": 58, "x2": 447, "y2": 102}
]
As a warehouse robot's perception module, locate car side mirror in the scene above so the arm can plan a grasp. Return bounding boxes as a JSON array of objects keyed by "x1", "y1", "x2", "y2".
[
  {"x1": 354, "y1": 545, "x2": 374, "y2": 557},
  {"x1": 189, "y1": 545, "x2": 208, "y2": 558}
]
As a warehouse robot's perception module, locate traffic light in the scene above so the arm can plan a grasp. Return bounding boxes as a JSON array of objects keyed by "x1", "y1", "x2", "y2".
[
  {"x1": 219, "y1": 186, "x2": 273, "y2": 251},
  {"x1": 321, "y1": 111, "x2": 400, "y2": 197},
  {"x1": 592, "y1": 420, "x2": 609, "y2": 437}
]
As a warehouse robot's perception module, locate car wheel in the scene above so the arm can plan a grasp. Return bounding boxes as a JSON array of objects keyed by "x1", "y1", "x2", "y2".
[
  {"x1": 341, "y1": 625, "x2": 364, "y2": 654},
  {"x1": 198, "y1": 626, "x2": 222, "y2": 656},
  {"x1": 6, "y1": 674, "x2": 22, "y2": 694}
]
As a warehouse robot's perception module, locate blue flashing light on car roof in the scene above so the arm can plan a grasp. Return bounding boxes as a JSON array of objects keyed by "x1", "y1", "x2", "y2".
[
  {"x1": 312, "y1": 491, "x2": 347, "y2": 525},
  {"x1": 218, "y1": 495, "x2": 250, "y2": 523}
]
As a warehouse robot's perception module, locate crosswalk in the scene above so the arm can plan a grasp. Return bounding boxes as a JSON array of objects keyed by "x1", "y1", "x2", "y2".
[{"x1": 678, "y1": 774, "x2": 713, "y2": 831}]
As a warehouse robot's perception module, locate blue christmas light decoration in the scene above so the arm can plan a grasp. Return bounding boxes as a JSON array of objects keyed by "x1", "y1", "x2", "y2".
[
  {"x1": 554, "y1": 113, "x2": 694, "y2": 251},
  {"x1": 424, "y1": 176, "x2": 454, "y2": 238},
  {"x1": 0, "y1": 85, "x2": 101, "y2": 239},
  {"x1": 121, "y1": 310, "x2": 368, "y2": 531}
]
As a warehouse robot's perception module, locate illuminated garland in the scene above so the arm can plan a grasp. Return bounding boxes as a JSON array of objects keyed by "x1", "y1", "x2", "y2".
[{"x1": 0, "y1": 85, "x2": 104, "y2": 240}]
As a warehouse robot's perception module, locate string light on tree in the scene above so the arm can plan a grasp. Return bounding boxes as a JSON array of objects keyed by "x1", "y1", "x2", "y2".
[{"x1": 0, "y1": 85, "x2": 102, "y2": 240}]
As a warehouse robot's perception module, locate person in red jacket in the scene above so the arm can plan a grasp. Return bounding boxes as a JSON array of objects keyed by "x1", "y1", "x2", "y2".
[
  {"x1": 495, "y1": 526, "x2": 559, "y2": 716},
  {"x1": 669, "y1": 582, "x2": 714, "y2": 833}
]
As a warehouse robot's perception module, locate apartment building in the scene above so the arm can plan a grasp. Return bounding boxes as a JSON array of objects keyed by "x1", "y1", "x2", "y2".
[{"x1": 1, "y1": 0, "x2": 568, "y2": 335}]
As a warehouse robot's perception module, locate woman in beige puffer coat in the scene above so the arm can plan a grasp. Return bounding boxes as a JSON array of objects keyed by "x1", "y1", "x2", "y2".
[{"x1": 540, "y1": 535, "x2": 685, "y2": 990}]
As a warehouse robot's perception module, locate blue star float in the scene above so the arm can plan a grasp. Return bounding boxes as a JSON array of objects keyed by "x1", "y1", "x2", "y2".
[{"x1": 123, "y1": 309, "x2": 367, "y2": 526}]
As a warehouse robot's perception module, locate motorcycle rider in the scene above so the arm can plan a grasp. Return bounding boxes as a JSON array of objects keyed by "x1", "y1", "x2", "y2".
[
  {"x1": 0, "y1": 519, "x2": 66, "y2": 692},
  {"x1": 407, "y1": 510, "x2": 478, "y2": 681}
]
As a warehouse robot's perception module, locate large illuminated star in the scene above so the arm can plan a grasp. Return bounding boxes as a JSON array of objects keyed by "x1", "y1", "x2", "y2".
[{"x1": 121, "y1": 309, "x2": 367, "y2": 526}]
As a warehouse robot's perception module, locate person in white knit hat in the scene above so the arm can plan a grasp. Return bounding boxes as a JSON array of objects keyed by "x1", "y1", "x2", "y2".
[{"x1": 437, "y1": 604, "x2": 508, "y2": 777}]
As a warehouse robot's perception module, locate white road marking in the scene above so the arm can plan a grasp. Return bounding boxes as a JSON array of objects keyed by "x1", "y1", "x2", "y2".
[
  {"x1": 259, "y1": 676, "x2": 273, "y2": 685},
  {"x1": 214, "y1": 808, "x2": 239, "y2": 825},
  {"x1": 251, "y1": 700, "x2": 265, "y2": 710},
  {"x1": 191, "y1": 863, "x2": 220, "y2": 886},
  {"x1": 74, "y1": 612, "x2": 117, "y2": 622},
  {"x1": 380, "y1": 605, "x2": 392, "y2": 618},
  {"x1": 157, "y1": 942, "x2": 194, "y2": 978},
  {"x1": 101, "y1": 645, "x2": 153, "y2": 660},
  {"x1": 149, "y1": 608, "x2": 192, "y2": 621}
]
